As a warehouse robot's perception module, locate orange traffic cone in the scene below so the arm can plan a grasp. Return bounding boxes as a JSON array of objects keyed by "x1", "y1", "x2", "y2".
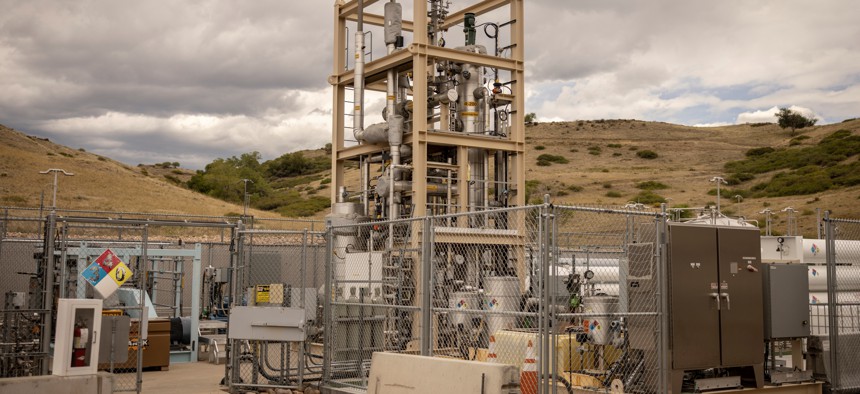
[
  {"x1": 521, "y1": 339, "x2": 538, "y2": 394},
  {"x1": 487, "y1": 335, "x2": 498, "y2": 362}
]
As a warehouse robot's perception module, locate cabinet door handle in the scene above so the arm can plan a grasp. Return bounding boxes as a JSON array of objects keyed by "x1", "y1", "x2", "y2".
[
  {"x1": 720, "y1": 293, "x2": 731, "y2": 310},
  {"x1": 709, "y1": 293, "x2": 720, "y2": 310}
]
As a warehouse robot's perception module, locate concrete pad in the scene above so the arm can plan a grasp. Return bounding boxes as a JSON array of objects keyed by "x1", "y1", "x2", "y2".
[
  {"x1": 0, "y1": 372, "x2": 112, "y2": 394},
  {"x1": 142, "y1": 362, "x2": 225, "y2": 393}
]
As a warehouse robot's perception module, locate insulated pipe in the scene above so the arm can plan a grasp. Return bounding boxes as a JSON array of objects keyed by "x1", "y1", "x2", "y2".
[
  {"x1": 384, "y1": 1, "x2": 403, "y2": 220},
  {"x1": 352, "y1": 0, "x2": 366, "y2": 142}
]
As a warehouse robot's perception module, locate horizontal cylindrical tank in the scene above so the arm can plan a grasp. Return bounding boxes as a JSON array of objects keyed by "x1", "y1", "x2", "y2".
[
  {"x1": 807, "y1": 266, "x2": 860, "y2": 292},
  {"x1": 802, "y1": 239, "x2": 860, "y2": 265},
  {"x1": 809, "y1": 291, "x2": 860, "y2": 304},
  {"x1": 484, "y1": 276, "x2": 519, "y2": 336},
  {"x1": 449, "y1": 291, "x2": 481, "y2": 326},
  {"x1": 582, "y1": 296, "x2": 619, "y2": 345}
]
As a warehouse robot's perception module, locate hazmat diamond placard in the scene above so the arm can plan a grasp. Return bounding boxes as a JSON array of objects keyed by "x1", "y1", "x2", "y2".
[
  {"x1": 80, "y1": 249, "x2": 133, "y2": 298},
  {"x1": 109, "y1": 262, "x2": 132, "y2": 286}
]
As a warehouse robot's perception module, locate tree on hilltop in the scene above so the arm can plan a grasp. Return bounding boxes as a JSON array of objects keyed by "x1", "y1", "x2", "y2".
[{"x1": 776, "y1": 107, "x2": 817, "y2": 135}]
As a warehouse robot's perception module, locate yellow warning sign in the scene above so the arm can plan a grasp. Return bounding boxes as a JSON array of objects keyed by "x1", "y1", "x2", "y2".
[
  {"x1": 255, "y1": 285, "x2": 270, "y2": 304},
  {"x1": 109, "y1": 262, "x2": 132, "y2": 286}
]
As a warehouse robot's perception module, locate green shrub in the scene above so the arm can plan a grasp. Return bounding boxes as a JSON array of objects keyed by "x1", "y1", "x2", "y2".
[
  {"x1": 789, "y1": 135, "x2": 811, "y2": 146},
  {"x1": 163, "y1": 175, "x2": 183, "y2": 185},
  {"x1": 569, "y1": 149, "x2": 579, "y2": 153},
  {"x1": 612, "y1": 152, "x2": 622, "y2": 157},
  {"x1": 536, "y1": 154, "x2": 569, "y2": 165},
  {"x1": 567, "y1": 185, "x2": 584, "y2": 192},
  {"x1": 726, "y1": 172, "x2": 755, "y2": 185},
  {"x1": 97, "y1": 156, "x2": 107, "y2": 161},
  {"x1": 629, "y1": 146, "x2": 639, "y2": 151},
  {"x1": 534, "y1": 145, "x2": 546, "y2": 151},
  {"x1": 607, "y1": 143, "x2": 622, "y2": 148},
  {"x1": 634, "y1": 191, "x2": 666, "y2": 205},
  {"x1": 603, "y1": 183, "x2": 612, "y2": 189},
  {"x1": 605, "y1": 191, "x2": 622, "y2": 198},
  {"x1": 746, "y1": 147, "x2": 776, "y2": 157},
  {"x1": 588, "y1": 145, "x2": 602, "y2": 155},
  {"x1": 320, "y1": 178, "x2": 332, "y2": 185},
  {"x1": 536, "y1": 160, "x2": 551, "y2": 166},
  {"x1": 636, "y1": 150, "x2": 658, "y2": 159},
  {"x1": 636, "y1": 181, "x2": 668, "y2": 190},
  {"x1": 171, "y1": 169, "x2": 184, "y2": 175},
  {"x1": 59, "y1": 152, "x2": 74, "y2": 158},
  {"x1": 140, "y1": 169, "x2": 149, "y2": 176}
]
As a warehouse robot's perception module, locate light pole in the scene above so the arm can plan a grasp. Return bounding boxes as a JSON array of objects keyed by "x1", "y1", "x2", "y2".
[
  {"x1": 710, "y1": 176, "x2": 728, "y2": 213},
  {"x1": 240, "y1": 178, "x2": 254, "y2": 217},
  {"x1": 39, "y1": 169, "x2": 74, "y2": 209}
]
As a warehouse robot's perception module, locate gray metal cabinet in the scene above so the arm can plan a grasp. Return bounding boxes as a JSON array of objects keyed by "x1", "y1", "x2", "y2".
[{"x1": 668, "y1": 224, "x2": 764, "y2": 392}]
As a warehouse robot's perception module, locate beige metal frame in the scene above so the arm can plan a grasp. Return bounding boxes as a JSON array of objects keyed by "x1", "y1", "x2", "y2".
[{"x1": 329, "y1": 0, "x2": 526, "y2": 215}]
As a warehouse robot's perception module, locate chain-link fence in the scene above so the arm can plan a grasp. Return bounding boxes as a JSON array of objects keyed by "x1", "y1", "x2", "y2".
[
  {"x1": 321, "y1": 204, "x2": 669, "y2": 393},
  {"x1": 0, "y1": 214, "x2": 49, "y2": 377},
  {"x1": 225, "y1": 229, "x2": 327, "y2": 392},
  {"x1": 816, "y1": 215, "x2": 860, "y2": 392}
]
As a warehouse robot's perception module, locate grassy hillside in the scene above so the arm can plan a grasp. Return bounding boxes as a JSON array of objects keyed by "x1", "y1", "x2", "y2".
[
  {"x1": 3, "y1": 119, "x2": 859, "y2": 238},
  {"x1": 0, "y1": 124, "x2": 287, "y2": 221}
]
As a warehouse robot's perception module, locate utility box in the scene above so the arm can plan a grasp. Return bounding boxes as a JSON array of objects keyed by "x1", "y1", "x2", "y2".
[
  {"x1": 668, "y1": 224, "x2": 764, "y2": 393},
  {"x1": 53, "y1": 299, "x2": 103, "y2": 376},
  {"x1": 762, "y1": 264, "x2": 810, "y2": 339},
  {"x1": 228, "y1": 306, "x2": 305, "y2": 342}
]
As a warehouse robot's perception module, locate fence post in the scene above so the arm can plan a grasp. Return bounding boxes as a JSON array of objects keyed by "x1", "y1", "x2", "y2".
[
  {"x1": 420, "y1": 217, "x2": 433, "y2": 356},
  {"x1": 825, "y1": 211, "x2": 839, "y2": 390},
  {"x1": 658, "y1": 204, "x2": 670, "y2": 394},
  {"x1": 40, "y1": 211, "x2": 57, "y2": 375},
  {"x1": 322, "y1": 227, "x2": 333, "y2": 385}
]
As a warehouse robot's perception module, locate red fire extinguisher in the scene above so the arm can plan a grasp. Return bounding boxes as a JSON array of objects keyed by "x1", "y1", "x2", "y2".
[{"x1": 72, "y1": 325, "x2": 88, "y2": 367}]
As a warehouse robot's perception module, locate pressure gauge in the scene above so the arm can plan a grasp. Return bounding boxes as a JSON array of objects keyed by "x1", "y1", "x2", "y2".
[
  {"x1": 583, "y1": 270, "x2": 595, "y2": 280},
  {"x1": 454, "y1": 254, "x2": 466, "y2": 265}
]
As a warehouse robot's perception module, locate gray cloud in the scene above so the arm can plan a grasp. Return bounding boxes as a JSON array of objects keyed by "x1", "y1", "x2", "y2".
[{"x1": 1, "y1": 0, "x2": 859, "y2": 169}]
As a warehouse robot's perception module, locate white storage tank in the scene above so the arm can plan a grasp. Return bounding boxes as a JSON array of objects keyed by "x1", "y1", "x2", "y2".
[
  {"x1": 484, "y1": 276, "x2": 520, "y2": 337},
  {"x1": 582, "y1": 295, "x2": 619, "y2": 345}
]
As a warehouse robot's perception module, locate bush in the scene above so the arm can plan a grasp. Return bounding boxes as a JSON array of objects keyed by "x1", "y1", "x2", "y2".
[
  {"x1": 636, "y1": 150, "x2": 658, "y2": 159},
  {"x1": 567, "y1": 185, "x2": 584, "y2": 192},
  {"x1": 163, "y1": 175, "x2": 183, "y2": 185},
  {"x1": 266, "y1": 152, "x2": 330, "y2": 178},
  {"x1": 605, "y1": 191, "x2": 622, "y2": 198},
  {"x1": 536, "y1": 154, "x2": 569, "y2": 165},
  {"x1": 588, "y1": 146, "x2": 602, "y2": 155},
  {"x1": 634, "y1": 191, "x2": 666, "y2": 205},
  {"x1": 629, "y1": 146, "x2": 639, "y2": 151},
  {"x1": 789, "y1": 135, "x2": 811, "y2": 146},
  {"x1": 534, "y1": 145, "x2": 546, "y2": 151},
  {"x1": 320, "y1": 178, "x2": 332, "y2": 185},
  {"x1": 636, "y1": 181, "x2": 669, "y2": 190},
  {"x1": 603, "y1": 183, "x2": 612, "y2": 189},
  {"x1": 607, "y1": 143, "x2": 622, "y2": 148},
  {"x1": 746, "y1": 147, "x2": 775, "y2": 157},
  {"x1": 612, "y1": 152, "x2": 622, "y2": 157}
]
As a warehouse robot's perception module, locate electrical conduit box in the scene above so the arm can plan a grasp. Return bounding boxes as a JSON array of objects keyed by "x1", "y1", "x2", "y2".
[{"x1": 228, "y1": 306, "x2": 306, "y2": 342}]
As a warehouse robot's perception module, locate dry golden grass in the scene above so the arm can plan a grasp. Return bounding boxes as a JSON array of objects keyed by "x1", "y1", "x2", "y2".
[
  {"x1": 3, "y1": 119, "x2": 859, "y2": 237},
  {"x1": 0, "y1": 124, "x2": 290, "y2": 223}
]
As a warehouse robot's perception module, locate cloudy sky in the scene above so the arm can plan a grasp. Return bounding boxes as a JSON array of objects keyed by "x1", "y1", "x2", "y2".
[{"x1": 1, "y1": 1, "x2": 858, "y2": 169}]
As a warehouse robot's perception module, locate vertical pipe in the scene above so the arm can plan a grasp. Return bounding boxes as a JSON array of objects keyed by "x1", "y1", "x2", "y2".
[{"x1": 353, "y1": 0, "x2": 365, "y2": 141}]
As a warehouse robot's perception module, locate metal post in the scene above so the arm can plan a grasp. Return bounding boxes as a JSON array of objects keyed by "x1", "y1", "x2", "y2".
[
  {"x1": 40, "y1": 211, "x2": 57, "y2": 375},
  {"x1": 59, "y1": 223, "x2": 69, "y2": 298},
  {"x1": 420, "y1": 217, "x2": 433, "y2": 356},
  {"x1": 299, "y1": 229, "x2": 308, "y2": 387},
  {"x1": 137, "y1": 224, "x2": 148, "y2": 394},
  {"x1": 658, "y1": 204, "x2": 670, "y2": 394},
  {"x1": 816, "y1": 208, "x2": 822, "y2": 239},
  {"x1": 322, "y1": 228, "x2": 334, "y2": 385},
  {"x1": 824, "y1": 211, "x2": 839, "y2": 390},
  {"x1": 550, "y1": 206, "x2": 559, "y2": 394}
]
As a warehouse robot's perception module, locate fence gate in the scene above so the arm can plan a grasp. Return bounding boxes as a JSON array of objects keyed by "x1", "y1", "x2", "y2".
[
  {"x1": 225, "y1": 229, "x2": 326, "y2": 393},
  {"x1": 823, "y1": 215, "x2": 860, "y2": 392}
]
